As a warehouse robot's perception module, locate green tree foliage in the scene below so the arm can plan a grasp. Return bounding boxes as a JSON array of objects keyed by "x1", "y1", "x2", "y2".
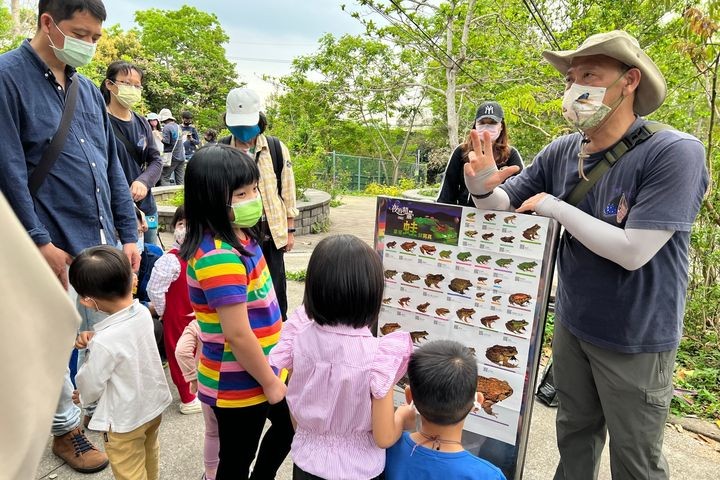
[
  {"x1": 285, "y1": 33, "x2": 426, "y2": 183},
  {"x1": 133, "y1": 6, "x2": 239, "y2": 129},
  {"x1": 0, "y1": 4, "x2": 13, "y2": 52},
  {"x1": 0, "y1": 1, "x2": 28, "y2": 53}
]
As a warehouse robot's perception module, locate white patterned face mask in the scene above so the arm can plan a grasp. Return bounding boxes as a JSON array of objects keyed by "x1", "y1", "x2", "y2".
[
  {"x1": 561, "y1": 71, "x2": 626, "y2": 131},
  {"x1": 173, "y1": 225, "x2": 186, "y2": 245},
  {"x1": 562, "y1": 83, "x2": 612, "y2": 130}
]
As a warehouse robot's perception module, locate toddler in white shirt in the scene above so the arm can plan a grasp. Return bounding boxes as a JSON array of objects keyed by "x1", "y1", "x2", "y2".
[{"x1": 71, "y1": 245, "x2": 171, "y2": 480}]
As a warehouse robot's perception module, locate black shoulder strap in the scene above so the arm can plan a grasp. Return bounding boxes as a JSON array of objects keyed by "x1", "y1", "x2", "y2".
[
  {"x1": 111, "y1": 121, "x2": 137, "y2": 159},
  {"x1": 265, "y1": 135, "x2": 284, "y2": 198},
  {"x1": 28, "y1": 78, "x2": 80, "y2": 196},
  {"x1": 566, "y1": 122, "x2": 672, "y2": 207}
]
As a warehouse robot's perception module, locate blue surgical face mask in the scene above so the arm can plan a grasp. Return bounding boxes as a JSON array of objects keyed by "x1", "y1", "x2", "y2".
[{"x1": 229, "y1": 124, "x2": 261, "y2": 143}]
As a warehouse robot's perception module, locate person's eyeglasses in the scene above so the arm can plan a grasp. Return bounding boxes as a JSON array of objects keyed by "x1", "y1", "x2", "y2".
[{"x1": 113, "y1": 80, "x2": 143, "y2": 91}]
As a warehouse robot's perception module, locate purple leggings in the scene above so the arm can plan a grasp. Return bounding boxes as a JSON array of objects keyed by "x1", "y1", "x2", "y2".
[{"x1": 202, "y1": 403, "x2": 219, "y2": 480}]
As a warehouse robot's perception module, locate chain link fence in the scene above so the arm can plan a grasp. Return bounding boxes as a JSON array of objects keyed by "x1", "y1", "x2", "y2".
[{"x1": 316, "y1": 152, "x2": 427, "y2": 191}]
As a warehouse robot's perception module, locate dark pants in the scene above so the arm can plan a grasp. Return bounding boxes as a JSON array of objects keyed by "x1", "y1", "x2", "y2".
[
  {"x1": 161, "y1": 160, "x2": 185, "y2": 186},
  {"x1": 261, "y1": 237, "x2": 288, "y2": 321},
  {"x1": 293, "y1": 465, "x2": 384, "y2": 480},
  {"x1": 212, "y1": 400, "x2": 293, "y2": 480}
]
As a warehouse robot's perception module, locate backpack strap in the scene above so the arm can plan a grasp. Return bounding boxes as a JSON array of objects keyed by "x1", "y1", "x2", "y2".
[
  {"x1": 265, "y1": 135, "x2": 284, "y2": 199},
  {"x1": 219, "y1": 135, "x2": 285, "y2": 198},
  {"x1": 565, "y1": 122, "x2": 672, "y2": 207}
]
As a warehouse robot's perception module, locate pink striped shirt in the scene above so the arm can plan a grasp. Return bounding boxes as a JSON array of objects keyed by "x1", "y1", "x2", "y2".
[{"x1": 269, "y1": 307, "x2": 412, "y2": 480}]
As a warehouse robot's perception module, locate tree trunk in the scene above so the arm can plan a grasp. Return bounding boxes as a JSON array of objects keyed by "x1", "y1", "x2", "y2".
[
  {"x1": 446, "y1": 65, "x2": 459, "y2": 147},
  {"x1": 11, "y1": 0, "x2": 20, "y2": 37}
]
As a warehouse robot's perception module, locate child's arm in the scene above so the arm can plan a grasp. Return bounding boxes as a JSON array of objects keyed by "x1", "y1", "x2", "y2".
[
  {"x1": 217, "y1": 302, "x2": 286, "y2": 404},
  {"x1": 74, "y1": 331, "x2": 94, "y2": 349},
  {"x1": 175, "y1": 320, "x2": 200, "y2": 391},
  {"x1": 268, "y1": 305, "x2": 311, "y2": 371},
  {"x1": 146, "y1": 253, "x2": 181, "y2": 317},
  {"x1": 75, "y1": 343, "x2": 115, "y2": 406},
  {"x1": 371, "y1": 392, "x2": 415, "y2": 448},
  {"x1": 369, "y1": 331, "x2": 414, "y2": 448}
]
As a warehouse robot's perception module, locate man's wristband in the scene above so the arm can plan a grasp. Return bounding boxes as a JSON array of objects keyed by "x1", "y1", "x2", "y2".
[
  {"x1": 470, "y1": 190, "x2": 494, "y2": 199},
  {"x1": 287, "y1": 228, "x2": 296, "y2": 233}
]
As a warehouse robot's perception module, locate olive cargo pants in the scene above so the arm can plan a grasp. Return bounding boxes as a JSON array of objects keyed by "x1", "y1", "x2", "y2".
[{"x1": 552, "y1": 323, "x2": 675, "y2": 480}]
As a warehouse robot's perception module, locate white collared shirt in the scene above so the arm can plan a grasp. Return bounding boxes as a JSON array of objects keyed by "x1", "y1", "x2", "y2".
[{"x1": 76, "y1": 300, "x2": 171, "y2": 433}]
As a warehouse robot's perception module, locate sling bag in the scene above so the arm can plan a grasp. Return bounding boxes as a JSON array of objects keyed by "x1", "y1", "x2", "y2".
[
  {"x1": 28, "y1": 78, "x2": 80, "y2": 196},
  {"x1": 565, "y1": 122, "x2": 671, "y2": 206}
]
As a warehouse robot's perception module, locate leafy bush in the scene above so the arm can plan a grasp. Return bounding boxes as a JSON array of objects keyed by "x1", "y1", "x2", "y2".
[
  {"x1": 417, "y1": 187, "x2": 439, "y2": 198},
  {"x1": 672, "y1": 207, "x2": 720, "y2": 419},
  {"x1": 363, "y1": 178, "x2": 417, "y2": 197},
  {"x1": 286, "y1": 269, "x2": 307, "y2": 282},
  {"x1": 169, "y1": 189, "x2": 184, "y2": 207}
]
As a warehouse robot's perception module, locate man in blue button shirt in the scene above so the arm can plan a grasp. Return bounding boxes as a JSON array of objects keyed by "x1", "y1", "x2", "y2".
[{"x1": 0, "y1": 0, "x2": 138, "y2": 473}]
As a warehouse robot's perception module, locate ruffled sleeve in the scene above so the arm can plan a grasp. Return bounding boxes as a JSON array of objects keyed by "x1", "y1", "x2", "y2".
[
  {"x1": 370, "y1": 331, "x2": 413, "y2": 399},
  {"x1": 268, "y1": 305, "x2": 312, "y2": 370}
]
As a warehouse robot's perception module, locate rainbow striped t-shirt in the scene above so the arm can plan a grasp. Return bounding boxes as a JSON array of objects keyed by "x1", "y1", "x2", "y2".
[{"x1": 187, "y1": 232, "x2": 283, "y2": 408}]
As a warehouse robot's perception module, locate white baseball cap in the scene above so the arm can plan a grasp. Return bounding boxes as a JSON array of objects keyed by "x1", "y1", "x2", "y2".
[{"x1": 225, "y1": 88, "x2": 261, "y2": 127}]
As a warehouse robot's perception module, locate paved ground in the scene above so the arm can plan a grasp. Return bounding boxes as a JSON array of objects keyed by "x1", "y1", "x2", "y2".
[{"x1": 37, "y1": 196, "x2": 720, "y2": 479}]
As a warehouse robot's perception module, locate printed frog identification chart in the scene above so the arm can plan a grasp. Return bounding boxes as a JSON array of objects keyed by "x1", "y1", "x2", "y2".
[{"x1": 374, "y1": 197, "x2": 559, "y2": 480}]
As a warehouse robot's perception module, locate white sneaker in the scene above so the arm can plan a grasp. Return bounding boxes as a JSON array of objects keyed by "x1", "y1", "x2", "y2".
[{"x1": 179, "y1": 397, "x2": 202, "y2": 415}]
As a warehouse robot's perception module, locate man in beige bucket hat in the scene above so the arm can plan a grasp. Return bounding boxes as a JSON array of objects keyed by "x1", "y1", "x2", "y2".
[{"x1": 464, "y1": 31, "x2": 708, "y2": 479}]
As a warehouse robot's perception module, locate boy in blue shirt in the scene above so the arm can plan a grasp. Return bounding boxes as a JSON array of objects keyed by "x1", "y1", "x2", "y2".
[{"x1": 385, "y1": 340, "x2": 506, "y2": 480}]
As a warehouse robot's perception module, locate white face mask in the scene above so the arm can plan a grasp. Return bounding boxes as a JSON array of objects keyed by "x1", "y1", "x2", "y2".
[
  {"x1": 173, "y1": 225, "x2": 186, "y2": 245},
  {"x1": 475, "y1": 123, "x2": 502, "y2": 142},
  {"x1": 48, "y1": 19, "x2": 97, "y2": 68}
]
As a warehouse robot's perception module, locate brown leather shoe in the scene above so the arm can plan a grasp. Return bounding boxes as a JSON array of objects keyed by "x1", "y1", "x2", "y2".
[{"x1": 52, "y1": 427, "x2": 109, "y2": 473}]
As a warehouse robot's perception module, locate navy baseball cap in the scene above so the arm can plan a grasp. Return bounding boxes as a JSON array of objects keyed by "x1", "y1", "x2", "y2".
[{"x1": 475, "y1": 101, "x2": 504, "y2": 123}]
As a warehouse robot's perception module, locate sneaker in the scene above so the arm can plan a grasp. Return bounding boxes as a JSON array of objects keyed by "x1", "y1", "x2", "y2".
[
  {"x1": 52, "y1": 427, "x2": 109, "y2": 473},
  {"x1": 180, "y1": 397, "x2": 202, "y2": 415}
]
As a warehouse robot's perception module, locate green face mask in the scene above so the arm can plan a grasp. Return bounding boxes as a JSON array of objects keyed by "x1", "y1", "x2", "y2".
[
  {"x1": 49, "y1": 19, "x2": 97, "y2": 68},
  {"x1": 111, "y1": 82, "x2": 142, "y2": 109},
  {"x1": 230, "y1": 196, "x2": 263, "y2": 228}
]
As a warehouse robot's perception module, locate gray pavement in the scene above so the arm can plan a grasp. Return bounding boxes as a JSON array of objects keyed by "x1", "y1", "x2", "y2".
[{"x1": 37, "y1": 195, "x2": 720, "y2": 479}]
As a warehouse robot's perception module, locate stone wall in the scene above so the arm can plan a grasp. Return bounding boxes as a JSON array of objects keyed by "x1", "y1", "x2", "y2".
[{"x1": 153, "y1": 186, "x2": 331, "y2": 235}]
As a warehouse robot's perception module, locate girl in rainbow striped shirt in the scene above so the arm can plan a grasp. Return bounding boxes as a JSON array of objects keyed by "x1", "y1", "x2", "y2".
[{"x1": 180, "y1": 145, "x2": 293, "y2": 479}]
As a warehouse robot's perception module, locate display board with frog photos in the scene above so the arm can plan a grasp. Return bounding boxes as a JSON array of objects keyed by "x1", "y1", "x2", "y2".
[{"x1": 374, "y1": 196, "x2": 560, "y2": 480}]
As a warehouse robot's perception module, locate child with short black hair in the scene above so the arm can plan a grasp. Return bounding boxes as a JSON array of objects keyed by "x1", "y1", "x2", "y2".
[
  {"x1": 269, "y1": 234, "x2": 414, "y2": 479},
  {"x1": 385, "y1": 340, "x2": 506, "y2": 480},
  {"x1": 71, "y1": 246, "x2": 171, "y2": 480}
]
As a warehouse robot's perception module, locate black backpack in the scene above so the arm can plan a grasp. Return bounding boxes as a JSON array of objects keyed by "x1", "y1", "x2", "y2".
[{"x1": 220, "y1": 135, "x2": 285, "y2": 198}]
